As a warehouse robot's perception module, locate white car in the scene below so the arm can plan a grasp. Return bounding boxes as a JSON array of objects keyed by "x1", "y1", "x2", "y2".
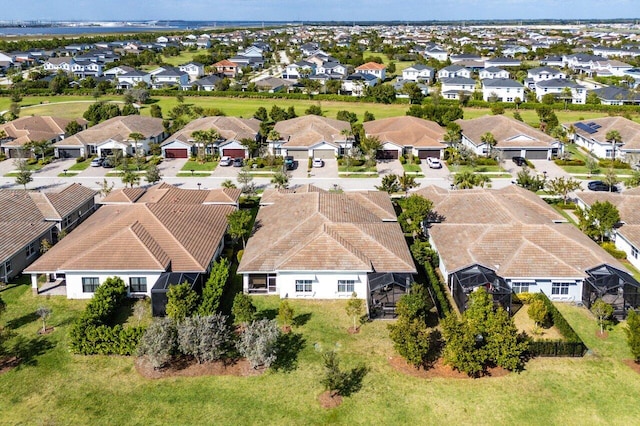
[
  {"x1": 427, "y1": 157, "x2": 442, "y2": 169},
  {"x1": 312, "y1": 158, "x2": 324, "y2": 168},
  {"x1": 219, "y1": 156, "x2": 232, "y2": 166}
]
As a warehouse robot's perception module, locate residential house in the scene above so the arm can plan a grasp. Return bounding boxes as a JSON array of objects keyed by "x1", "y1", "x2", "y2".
[
  {"x1": 540, "y1": 56, "x2": 564, "y2": 67},
  {"x1": 25, "y1": 183, "x2": 239, "y2": 303},
  {"x1": 589, "y1": 86, "x2": 640, "y2": 106},
  {"x1": 55, "y1": 116, "x2": 166, "y2": 158},
  {"x1": 364, "y1": 116, "x2": 446, "y2": 160},
  {"x1": 254, "y1": 76, "x2": 292, "y2": 93},
  {"x1": 103, "y1": 65, "x2": 135, "y2": 79},
  {"x1": 457, "y1": 115, "x2": 560, "y2": 159},
  {"x1": 402, "y1": 64, "x2": 435, "y2": 82},
  {"x1": 591, "y1": 60, "x2": 633, "y2": 77},
  {"x1": 394, "y1": 80, "x2": 429, "y2": 98},
  {"x1": 283, "y1": 61, "x2": 316, "y2": 79},
  {"x1": 479, "y1": 66, "x2": 509, "y2": 80},
  {"x1": 316, "y1": 61, "x2": 347, "y2": 78},
  {"x1": 0, "y1": 183, "x2": 97, "y2": 283},
  {"x1": 440, "y1": 77, "x2": 476, "y2": 100},
  {"x1": 450, "y1": 54, "x2": 482, "y2": 63},
  {"x1": 238, "y1": 186, "x2": 416, "y2": 316},
  {"x1": 355, "y1": 62, "x2": 387, "y2": 81},
  {"x1": 212, "y1": 59, "x2": 240, "y2": 78},
  {"x1": 116, "y1": 69, "x2": 151, "y2": 89},
  {"x1": 437, "y1": 65, "x2": 472, "y2": 80},
  {"x1": 0, "y1": 116, "x2": 87, "y2": 158},
  {"x1": 342, "y1": 73, "x2": 378, "y2": 96},
  {"x1": 161, "y1": 116, "x2": 261, "y2": 159},
  {"x1": 178, "y1": 62, "x2": 205, "y2": 81},
  {"x1": 418, "y1": 185, "x2": 640, "y2": 316},
  {"x1": 567, "y1": 116, "x2": 640, "y2": 160},
  {"x1": 151, "y1": 67, "x2": 189, "y2": 89},
  {"x1": 484, "y1": 57, "x2": 521, "y2": 68},
  {"x1": 534, "y1": 78, "x2": 587, "y2": 104},
  {"x1": 43, "y1": 57, "x2": 73, "y2": 73},
  {"x1": 562, "y1": 53, "x2": 607, "y2": 73},
  {"x1": 525, "y1": 66, "x2": 567, "y2": 89},
  {"x1": 300, "y1": 42, "x2": 320, "y2": 56},
  {"x1": 185, "y1": 75, "x2": 223, "y2": 92},
  {"x1": 269, "y1": 115, "x2": 352, "y2": 159},
  {"x1": 423, "y1": 45, "x2": 448, "y2": 62},
  {"x1": 481, "y1": 78, "x2": 524, "y2": 103}
]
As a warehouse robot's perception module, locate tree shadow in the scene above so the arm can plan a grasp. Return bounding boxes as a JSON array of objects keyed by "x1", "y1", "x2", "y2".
[
  {"x1": 424, "y1": 329, "x2": 444, "y2": 369},
  {"x1": 271, "y1": 332, "x2": 306, "y2": 372},
  {"x1": 6, "y1": 312, "x2": 39, "y2": 330},
  {"x1": 292, "y1": 312, "x2": 312, "y2": 327},
  {"x1": 255, "y1": 308, "x2": 277, "y2": 321},
  {"x1": 338, "y1": 364, "x2": 369, "y2": 397},
  {"x1": 8, "y1": 335, "x2": 55, "y2": 369}
]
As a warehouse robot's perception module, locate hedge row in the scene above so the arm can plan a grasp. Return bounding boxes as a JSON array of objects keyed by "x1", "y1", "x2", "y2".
[
  {"x1": 69, "y1": 277, "x2": 144, "y2": 355},
  {"x1": 423, "y1": 260, "x2": 452, "y2": 318}
]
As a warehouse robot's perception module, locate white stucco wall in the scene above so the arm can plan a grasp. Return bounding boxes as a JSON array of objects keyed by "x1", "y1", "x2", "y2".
[
  {"x1": 505, "y1": 278, "x2": 583, "y2": 302},
  {"x1": 615, "y1": 233, "x2": 640, "y2": 270},
  {"x1": 243, "y1": 271, "x2": 369, "y2": 300},
  {"x1": 65, "y1": 271, "x2": 162, "y2": 299}
]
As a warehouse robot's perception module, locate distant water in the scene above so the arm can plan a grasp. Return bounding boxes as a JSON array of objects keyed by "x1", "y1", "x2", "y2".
[{"x1": 0, "y1": 21, "x2": 291, "y2": 36}]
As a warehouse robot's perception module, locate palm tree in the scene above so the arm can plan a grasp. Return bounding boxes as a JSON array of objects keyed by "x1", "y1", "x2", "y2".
[
  {"x1": 480, "y1": 132, "x2": 497, "y2": 158},
  {"x1": 605, "y1": 130, "x2": 622, "y2": 161},
  {"x1": 270, "y1": 171, "x2": 290, "y2": 189},
  {"x1": 191, "y1": 129, "x2": 220, "y2": 163},
  {"x1": 128, "y1": 132, "x2": 146, "y2": 170},
  {"x1": 453, "y1": 170, "x2": 491, "y2": 189},
  {"x1": 398, "y1": 172, "x2": 420, "y2": 197}
]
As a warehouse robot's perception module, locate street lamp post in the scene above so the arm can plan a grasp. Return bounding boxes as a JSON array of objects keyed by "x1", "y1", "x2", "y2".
[{"x1": 197, "y1": 182, "x2": 201, "y2": 190}]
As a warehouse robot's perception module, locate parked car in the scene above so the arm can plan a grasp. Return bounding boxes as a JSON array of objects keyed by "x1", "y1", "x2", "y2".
[
  {"x1": 232, "y1": 157, "x2": 244, "y2": 167},
  {"x1": 90, "y1": 157, "x2": 104, "y2": 167},
  {"x1": 312, "y1": 158, "x2": 324, "y2": 168},
  {"x1": 588, "y1": 180, "x2": 618, "y2": 192},
  {"x1": 219, "y1": 156, "x2": 232, "y2": 167},
  {"x1": 284, "y1": 156, "x2": 295, "y2": 170},
  {"x1": 427, "y1": 157, "x2": 442, "y2": 169},
  {"x1": 102, "y1": 159, "x2": 115, "y2": 168},
  {"x1": 512, "y1": 156, "x2": 526, "y2": 166}
]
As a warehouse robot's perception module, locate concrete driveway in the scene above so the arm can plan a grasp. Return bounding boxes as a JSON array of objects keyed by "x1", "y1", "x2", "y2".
[
  {"x1": 308, "y1": 158, "x2": 337, "y2": 179},
  {"x1": 376, "y1": 159, "x2": 404, "y2": 176},
  {"x1": 421, "y1": 161, "x2": 450, "y2": 180},
  {"x1": 158, "y1": 157, "x2": 188, "y2": 177},
  {"x1": 211, "y1": 164, "x2": 240, "y2": 178}
]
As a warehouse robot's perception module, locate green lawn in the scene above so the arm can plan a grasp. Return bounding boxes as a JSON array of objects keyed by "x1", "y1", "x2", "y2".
[
  {"x1": 181, "y1": 160, "x2": 219, "y2": 172},
  {"x1": 338, "y1": 165, "x2": 378, "y2": 173},
  {"x1": 160, "y1": 51, "x2": 202, "y2": 67},
  {"x1": 1, "y1": 282, "x2": 640, "y2": 424},
  {"x1": 176, "y1": 172, "x2": 211, "y2": 177},
  {"x1": 402, "y1": 163, "x2": 423, "y2": 173},
  {"x1": 68, "y1": 158, "x2": 93, "y2": 171}
]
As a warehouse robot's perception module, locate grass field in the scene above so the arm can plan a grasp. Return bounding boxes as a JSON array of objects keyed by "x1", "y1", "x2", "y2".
[
  {"x1": 181, "y1": 160, "x2": 218, "y2": 172},
  {"x1": 1, "y1": 282, "x2": 640, "y2": 425}
]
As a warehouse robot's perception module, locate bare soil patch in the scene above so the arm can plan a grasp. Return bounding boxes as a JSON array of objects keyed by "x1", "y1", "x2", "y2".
[
  {"x1": 37, "y1": 326, "x2": 55, "y2": 335},
  {"x1": 318, "y1": 390, "x2": 343, "y2": 409},
  {"x1": 135, "y1": 356, "x2": 264, "y2": 379},
  {"x1": 595, "y1": 331, "x2": 609, "y2": 339},
  {"x1": 0, "y1": 356, "x2": 20, "y2": 375},
  {"x1": 623, "y1": 359, "x2": 640, "y2": 375},
  {"x1": 347, "y1": 326, "x2": 360, "y2": 334},
  {"x1": 388, "y1": 356, "x2": 510, "y2": 379}
]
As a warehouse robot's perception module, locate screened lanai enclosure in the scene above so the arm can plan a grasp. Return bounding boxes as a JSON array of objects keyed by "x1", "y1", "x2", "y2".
[
  {"x1": 582, "y1": 264, "x2": 640, "y2": 319},
  {"x1": 368, "y1": 272, "x2": 413, "y2": 319},
  {"x1": 151, "y1": 272, "x2": 203, "y2": 316},
  {"x1": 449, "y1": 264, "x2": 512, "y2": 314}
]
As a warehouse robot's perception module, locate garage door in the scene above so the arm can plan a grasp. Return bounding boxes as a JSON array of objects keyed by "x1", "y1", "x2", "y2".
[
  {"x1": 223, "y1": 149, "x2": 246, "y2": 158},
  {"x1": 164, "y1": 148, "x2": 188, "y2": 159},
  {"x1": 288, "y1": 150, "x2": 309, "y2": 160},
  {"x1": 501, "y1": 150, "x2": 520, "y2": 160},
  {"x1": 313, "y1": 149, "x2": 335, "y2": 159},
  {"x1": 376, "y1": 149, "x2": 399, "y2": 160},
  {"x1": 525, "y1": 150, "x2": 549, "y2": 160},
  {"x1": 418, "y1": 149, "x2": 440, "y2": 159},
  {"x1": 58, "y1": 148, "x2": 82, "y2": 158}
]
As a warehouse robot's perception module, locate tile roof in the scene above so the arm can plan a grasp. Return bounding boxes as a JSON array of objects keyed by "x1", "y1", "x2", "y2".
[
  {"x1": 56, "y1": 116, "x2": 164, "y2": 148},
  {"x1": 238, "y1": 191, "x2": 415, "y2": 274},
  {"x1": 456, "y1": 115, "x2": 555, "y2": 149},
  {"x1": 0, "y1": 116, "x2": 86, "y2": 148},
  {"x1": 260, "y1": 184, "x2": 326, "y2": 205},
  {"x1": 274, "y1": 115, "x2": 351, "y2": 148},
  {"x1": 163, "y1": 116, "x2": 260, "y2": 146},
  {"x1": 575, "y1": 190, "x2": 640, "y2": 225},
  {"x1": 364, "y1": 116, "x2": 446, "y2": 149},
  {"x1": 566, "y1": 116, "x2": 640, "y2": 151},
  {"x1": 356, "y1": 62, "x2": 386, "y2": 70},
  {"x1": 102, "y1": 183, "x2": 240, "y2": 206}
]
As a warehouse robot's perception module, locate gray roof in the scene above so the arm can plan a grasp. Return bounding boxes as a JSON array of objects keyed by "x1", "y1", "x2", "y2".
[
  {"x1": 483, "y1": 66, "x2": 507, "y2": 73},
  {"x1": 441, "y1": 77, "x2": 476, "y2": 85},
  {"x1": 483, "y1": 78, "x2": 523, "y2": 88},
  {"x1": 536, "y1": 78, "x2": 584, "y2": 89},
  {"x1": 590, "y1": 86, "x2": 640, "y2": 102},
  {"x1": 529, "y1": 66, "x2": 563, "y2": 75}
]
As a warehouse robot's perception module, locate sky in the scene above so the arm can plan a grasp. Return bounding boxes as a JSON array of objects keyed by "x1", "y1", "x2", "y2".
[{"x1": 2, "y1": 0, "x2": 638, "y2": 22}]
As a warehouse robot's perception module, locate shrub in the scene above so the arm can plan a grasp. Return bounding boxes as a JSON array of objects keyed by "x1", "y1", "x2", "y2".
[
  {"x1": 345, "y1": 292, "x2": 364, "y2": 330},
  {"x1": 625, "y1": 310, "x2": 640, "y2": 362},
  {"x1": 236, "y1": 319, "x2": 281, "y2": 369},
  {"x1": 413, "y1": 156, "x2": 421, "y2": 165},
  {"x1": 528, "y1": 298, "x2": 551, "y2": 327},
  {"x1": 423, "y1": 260, "x2": 451, "y2": 317},
  {"x1": 320, "y1": 350, "x2": 369, "y2": 397},
  {"x1": 410, "y1": 240, "x2": 438, "y2": 266},
  {"x1": 177, "y1": 313, "x2": 234, "y2": 363},
  {"x1": 138, "y1": 317, "x2": 178, "y2": 369},
  {"x1": 166, "y1": 282, "x2": 199, "y2": 321},
  {"x1": 598, "y1": 159, "x2": 630, "y2": 169},
  {"x1": 277, "y1": 300, "x2": 294, "y2": 328},
  {"x1": 514, "y1": 292, "x2": 536, "y2": 305},
  {"x1": 554, "y1": 158, "x2": 585, "y2": 166},
  {"x1": 395, "y1": 284, "x2": 432, "y2": 322},
  {"x1": 232, "y1": 293, "x2": 256, "y2": 325},
  {"x1": 591, "y1": 299, "x2": 614, "y2": 334},
  {"x1": 199, "y1": 258, "x2": 230, "y2": 316},
  {"x1": 601, "y1": 242, "x2": 627, "y2": 259},
  {"x1": 399, "y1": 155, "x2": 406, "y2": 164},
  {"x1": 388, "y1": 318, "x2": 434, "y2": 367}
]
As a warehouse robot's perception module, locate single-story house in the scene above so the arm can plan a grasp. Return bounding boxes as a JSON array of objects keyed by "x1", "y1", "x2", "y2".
[
  {"x1": 1, "y1": 183, "x2": 96, "y2": 283},
  {"x1": 54, "y1": 116, "x2": 166, "y2": 159},
  {"x1": 363, "y1": 116, "x2": 446, "y2": 160},
  {"x1": 481, "y1": 78, "x2": 524, "y2": 103},
  {"x1": 342, "y1": 73, "x2": 378, "y2": 96},
  {"x1": 151, "y1": 67, "x2": 189, "y2": 89},
  {"x1": 484, "y1": 57, "x2": 521, "y2": 68},
  {"x1": 161, "y1": 116, "x2": 261, "y2": 159},
  {"x1": 25, "y1": 183, "x2": 239, "y2": 303},
  {"x1": 566, "y1": 116, "x2": 640, "y2": 160},
  {"x1": 418, "y1": 185, "x2": 640, "y2": 317},
  {"x1": 456, "y1": 115, "x2": 561, "y2": 159},
  {"x1": 269, "y1": 115, "x2": 352, "y2": 159},
  {"x1": 0, "y1": 116, "x2": 87, "y2": 158},
  {"x1": 238, "y1": 186, "x2": 416, "y2": 317},
  {"x1": 589, "y1": 87, "x2": 640, "y2": 106}
]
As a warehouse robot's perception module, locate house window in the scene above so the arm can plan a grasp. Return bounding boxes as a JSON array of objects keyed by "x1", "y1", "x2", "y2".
[
  {"x1": 338, "y1": 280, "x2": 355, "y2": 293},
  {"x1": 632, "y1": 247, "x2": 639, "y2": 259},
  {"x1": 511, "y1": 282, "x2": 531, "y2": 294},
  {"x1": 4, "y1": 260, "x2": 12, "y2": 274},
  {"x1": 25, "y1": 242, "x2": 36, "y2": 258},
  {"x1": 295, "y1": 280, "x2": 312, "y2": 293},
  {"x1": 507, "y1": 98, "x2": 513, "y2": 102},
  {"x1": 82, "y1": 277, "x2": 100, "y2": 293},
  {"x1": 551, "y1": 282, "x2": 571, "y2": 295},
  {"x1": 130, "y1": 277, "x2": 147, "y2": 293},
  {"x1": 62, "y1": 216, "x2": 71, "y2": 228}
]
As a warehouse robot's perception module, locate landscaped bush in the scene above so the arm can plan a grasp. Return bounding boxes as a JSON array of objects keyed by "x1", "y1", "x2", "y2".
[
  {"x1": 601, "y1": 242, "x2": 627, "y2": 259},
  {"x1": 625, "y1": 309, "x2": 640, "y2": 362},
  {"x1": 399, "y1": 155, "x2": 406, "y2": 164},
  {"x1": 554, "y1": 158, "x2": 585, "y2": 166},
  {"x1": 69, "y1": 276, "x2": 145, "y2": 355},
  {"x1": 138, "y1": 317, "x2": 178, "y2": 369},
  {"x1": 178, "y1": 313, "x2": 235, "y2": 363},
  {"x1": 236, "y1": 318, "x2": 281, "y2": 369},
  {"x1": 598, "y1": 159, "x2": 631, "y2": 169}
]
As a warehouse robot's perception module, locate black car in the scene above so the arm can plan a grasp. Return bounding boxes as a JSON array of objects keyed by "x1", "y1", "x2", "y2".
[
  {"x1": 232, "y1": 157, "x2": 244, "y2": 167},
  {"x1": 512, "y1": 156, "x2": 526, "y2": 166},
  {"x1": 588, "y1": 181, "x2": 618, "y2": 192},
  {"x1": 284, "y1": 156, "x2": 295, "y2": 170}
]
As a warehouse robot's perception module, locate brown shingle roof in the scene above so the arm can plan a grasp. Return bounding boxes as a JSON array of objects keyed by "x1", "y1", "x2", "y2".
[
  {"x1": 44, "y1": 183, "x2": 96, "y2": 218},
  {"x1": 238, "y1": 191, "x2": 415, "y2": 274},
  {"x1": 364, "y1": 116, "x2": 446, "y2": 148},
  {"x1": 457, "y1": 115, "x2": 555, "y2": 149},
  {"x1": 260, "y1": 184, "x2": 326, "y2": 205},
  {"x1": 274, "y1": 115, "x2": 350, "y2": 148},
  {"x1": 356, "y1": 62, "x2": 386, "y2": 71}
]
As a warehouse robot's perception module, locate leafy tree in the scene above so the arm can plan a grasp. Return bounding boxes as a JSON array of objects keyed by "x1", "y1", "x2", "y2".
[
  {"x1": 277, "y1": 299, "x2": 295, "y2": 329},
  {"x1": 536, "y1": 106, "x2": 559, "y2": 133},
  {"x1": 83, "y1": 102, "x2": 121, "y2": 125},
  {"x1": 363, "y1": 111, "x2": 375, "y2": 122},
  {"x1": 269, "y1": 105, "x2": 288, "y2": 122},
  {"x1": 199, "y1": 258, "x2": 230, "y2": 316},
  {"x1": 138, "y1": 317, "x2": 178, "y2": 369},
  {"x1": 375, "y1": 174, "x2": 400, "y2": 194},
  {"x1": 305, "y1": 104, "x2": 323, "y2": 116},
  {"x1": 286, "y1": 106, "x2": 297, "y2": 119},
  {"x1": 398, "y1": 194, "x2": 433, "y2": 235},
  {"x1": 528, "y1": 298, "x2": 550, "y2": 327},
  {"x1": 236, "y1": 168, "x2": 256, "y2": 196},
  {"x1": 626, "y1": 170, "x2": 640, "y2": 188},
  {"x1": 166, "y1": 282, "x2": 199, "y2": 321},
  {"x1": 402, "y1": 82, "x2": 424, "y2": 104},
  {"x1": 65, "y1": 120, "x2": 82, "y2": 136},
  {"x1": 36, "y1": 306, "x2": 52, "y2": 333},
  {"x1": 14, "y1": 158, "x2": 33, "y2": 190},
  {"x1": 624, "y1": 310, "x2": 640, "y2": 362},
  {"x1": 227, "y1": 209, "x2": 252, "y2": 248},
  {"x1": 40, "y1": 238, "x2": 52, "y2": 254},
  {"x1": 388, "y1": 316, "x2": 434, "y2": 368},
  {"x1": 516, "y1": 167, "x2": 545, "y2": 192},
  {"x1": 121, "y1": 169, "x2": 140, "y2": 188},
  {"x1": 49, "y1": 72, "x2": 69, "y2": 94},
  {"x1": 150, "y1": 104, "x2": 163, "y2": 118},
  {"x1": 320, "y1": 350, "x2": 369, "y2": 397},
  {"x1": 585, "y1": 156, "x2": 600, "y2": 176},
  {"x1": 96, "y1": 178, "x2": 114, "y2": 197},
  {"x1": 395, "y1": 284, "x2": 432, "y2": 322},
  {"x1": 232, "y1": 293, "x2": 256, "y2": 325},
  {"x1": 582, "y1": 201, "x2": 620, "y2": 242},
  {"x1": 367, "y1": 84, "x2": 396, "y2": 104},
  {"x1": 178, "y1": 313, "x2": 234, "y2": 363},
  {"x1": 336, "y1": 110, "x2": 358, "y2": 124},
  {"x1": 484, "y1": 307, "x2": 527, "y2": 371},
  {"x1": 237, "y1": 319, "x2": 281, "y2": 369},
  {"x1": 145, "y1": 163, "x2": 162, "y2": 185},
  {"x1": 345, "y1": 292, "x2": 364, "y2": 331},
  {"x1": 441, "y1": 314, "x2": 486, "y2": 377},
  {"x1": 545, "y1": 176, "x2": 581, "y2": 204},
  {"x1": 453, "y1": 170, "x2": 491, "y2": 189},
  {"x1": 270, "y1": 170, "x2": 290, "y2": 189},
  {"x1": 591, "y1": 299, "x2": 614, "y2": 334},
  {"x1": 398, "y1": 172, "x2": 420, "y2": 196}
]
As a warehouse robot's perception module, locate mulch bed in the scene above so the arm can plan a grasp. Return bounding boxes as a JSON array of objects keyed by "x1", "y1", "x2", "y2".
[
  {"x1": 318, "y1": 390, "x2": 343, "y2": 409},
  {"x1": 595, "y1": 331, "x2": 609, "y2": 339},
  {"x1": 347, "y1": 326, "x2": 360, "y2": 335},
  {"x1": 135, "y1": 356, "x2": 264, "y2": 379},
  {"x1": 388, "y1": 356, "x2": 510, "y2": 379},
  {"x1": 623, "y1": 359, "x2": 640, "y2": 375},
  {"x1": 37, "y1": 326, "x2": 55, "y2": 335},
  {"x1": 0, "y1": 356, "x2": 21, "y2": 375}
]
